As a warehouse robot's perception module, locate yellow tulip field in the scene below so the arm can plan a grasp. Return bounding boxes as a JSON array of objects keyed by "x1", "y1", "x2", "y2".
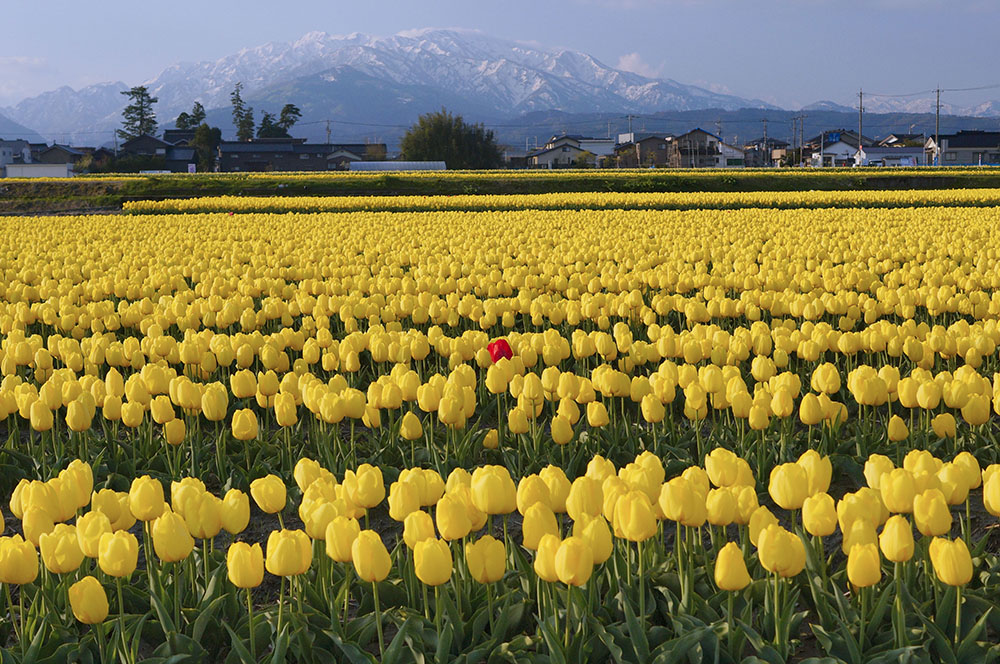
[{"x1": 4, "y1": 186, "x2": 1000, "y2": 663}]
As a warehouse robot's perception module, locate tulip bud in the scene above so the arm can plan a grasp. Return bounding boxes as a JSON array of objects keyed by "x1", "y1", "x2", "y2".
[
  {"x1": 613, "y1": 490, "x2": 657, "y2": 542},
  {"x1": 533, "y1": 534, "x2": 561, "y2": 582},
  {"x1": 227, "y1": 542, "x2": 264, "y2": 588},
  {"x1": 414, "y1": 538, "x2": 452, "y2": 586},
  {"x1": 152, "y1": 511, "x2": 194, "y2": 563},
  {"x1": 714, "y1": 541, "x2": 751, "y2": 591},
  {"x1": 758, "y1": 525, "x2": 805, "y2": 578},
  {"x1": 706, "y1": 488, "x2": 737, "y2": 526},
  {"x1": 802, "y1": 493, "x2": 837, "y2": 537},
  {"x1": 0, "y1": 535, "x2": 38, "y2": 585},
  {"x1": 403, "y1": 510, "x2": 436, "y2": 549},
  {"x1": 566, "y1": 476, "x2": 602, "y2": 522},
  {"x1": 516, "y1": 474, "x2": 551, "y2": 515},
  {"x1": 521, "y1": 502, "x2": 558, "y2": 551},
  {"x1": 326, "y1": 516, "x2": 361, "y2": 562},
  {"x1": 879, "y1": 514, "x2": 914, "y2": 563},
  {"x1": 221, "y1": 489, "x2": 250, "y2": 535},
  {"x1": 352, "y1": 530, "x2": 391, "y2": 582},
  {"x1": 929, "y1": 537, "x2": 973, "y2": 586},
  {"x1": 265, "y1": 529, "x2": 311, "y2": 577},
  {"x1": 748, "y1": 506, "x2": 778, "y2": 547},
  {"x1": 399, "y1": 412, "x2": 423, "y2": 441},
  {"x1": 231, "y1": 408, "x2": 258, "y2": 440},
  {"x1": 471, "y1": 466, "x2": 516, "y2": 515},
  {"x1": 128, "y1": 475, "x2": 165, "y2": 521},
  {"x1": 887, "y1": 415, "x2": 908, "y2": 442},
  {"x1": 76, "y1": 510, "x2": 111, "y2": 558},
  {"x1": 768, "y1": 463, "x2": 808, "y2": 510},
  {"x1": 705, "y1": 448, "x2": 739, "y2": 488},
  {"x1": 250, "y1": 475, "x2": 287, "y2": 515},
  {"x1": 863, "y1": 454, "x2": 894, "y2": 491},
  {"x1": 69, "y1": 575, "x2": 109, "y2": 624},
  {"x1": 466, "y1": 535, "x2": 505, "y2": 584},
  {"x1": 98, "y1": 531, "x2": 138, "y2": 578},
  {"x1": 39, "y1": 523, "x2": 84, "y2": 574},
  {"x1": 554, "y1": 536, "x2": 593, "y2": 586},
  {"x1": 913, "y1": 489, "x2": 951, "y2": 536},
  {"x1": 586, "y1": 402, "x2": 609, "y2": 428},
  {"x1": 879, "y1": 468, "x2": 916, "y2": 514},
  {"x1": 436, "y1": 493, "x2": 472, "y2": 541},
  {"x1": 847, "y1": 543, "x2": 881, "y2": 588}
]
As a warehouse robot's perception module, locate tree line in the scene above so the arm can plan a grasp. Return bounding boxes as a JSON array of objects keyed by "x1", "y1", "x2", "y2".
[{"x1": 115, "y1": 85, "x2": 502, "y2": 171}]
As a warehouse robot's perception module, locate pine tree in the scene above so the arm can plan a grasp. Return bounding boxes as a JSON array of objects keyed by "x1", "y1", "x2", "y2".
[
  {"x1": 231, "y1": 83, "x2": 255, "y2": 142},
  {"x1": 117, "y1": 86, "x2": 158, "y2": 142}
]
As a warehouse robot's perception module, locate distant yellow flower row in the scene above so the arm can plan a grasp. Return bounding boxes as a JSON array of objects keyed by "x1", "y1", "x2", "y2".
[{"x1": 123, "y1": 189, "x2": 1000, "y2": 214}]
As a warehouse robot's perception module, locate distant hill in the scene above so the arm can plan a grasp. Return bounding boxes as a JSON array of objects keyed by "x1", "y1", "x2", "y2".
[{"x1": 0, "y1": 111, "x2": 47, "y2": 143}]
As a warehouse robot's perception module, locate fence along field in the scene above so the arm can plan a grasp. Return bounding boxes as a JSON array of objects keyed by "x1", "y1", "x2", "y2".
[{"x1": 2, "y1": 185, "x2": 1000, "y2": 662}]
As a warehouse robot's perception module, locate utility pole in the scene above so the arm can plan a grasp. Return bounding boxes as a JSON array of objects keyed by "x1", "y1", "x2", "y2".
[
  {"x1": 762, "y1": 118, "x2": 769, "y2": 167},
  {"x1": 800, "y1": 114, "x2": 806, "y2": 166},
  {"x1": 326, "y1": 120, "x2": 331, "y2": 145},
  {"x1": 935, "y1": 87, "x2": 941, "y2": 166},
  {"x1": 858, "y1": 89, "x2": 864, "y2": 148}
]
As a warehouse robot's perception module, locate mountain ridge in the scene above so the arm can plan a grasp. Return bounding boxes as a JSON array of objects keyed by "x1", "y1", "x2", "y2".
[{"x1": 2, "y1": 28, "x2": 997, "y2": 147}]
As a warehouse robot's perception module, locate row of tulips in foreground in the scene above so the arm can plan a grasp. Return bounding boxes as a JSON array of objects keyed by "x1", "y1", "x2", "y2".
[{"x1": 3, "y1": 443, "x2": 1000, "y2": 662}]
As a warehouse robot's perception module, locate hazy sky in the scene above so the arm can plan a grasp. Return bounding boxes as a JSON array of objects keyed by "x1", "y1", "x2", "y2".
[{"x1": 3, "y1": 0, "x2": 998, "y2": 109}]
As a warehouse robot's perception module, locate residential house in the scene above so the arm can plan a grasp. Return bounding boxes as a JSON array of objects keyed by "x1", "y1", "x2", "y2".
[
  {"x1": 878, "y1": 133, "x2": 924, "y2": 147},
  {"x1": 37, "y1": 145, "x2": 92, "y2": 166},
  {"x1": 925, "y1": 130, "x2": 1000, "y2": 166},
  {"x1": 0, "y1": 139, "x2": 32, "y2": 166},
  {"x1": 539, "y1": 134, "x2": 615, "y2": 158},
  {"x1": 614, "y1": 135, "x2": 677, "y2": 168},
  {"x1": 527, "y1": 143, "x2": 593, "y2": 168},
  {"x1": 675, "y1": 129, "x2": 724, "y2": 168},
  {"x1": 742, "y1": 137, "x2": 788, "y2": 167},
  {"x1": 162, "y1": 129, "x2": 197, "y2": 146},
  {"x1": 854, "y1": 146, "x2": 925, "y2": 167},
  {"x1": 718, "y1": 141, "x2": 745, "y2": 168},
  {"x1": 120, "y1": 134, "x2": 173, "y2": 158},
  {"x1": 807, "y1": 130, "x2": 873, "y2": 167},
  {"x1": 217, "y1": 139, "x2": 381, "y2": 172}
]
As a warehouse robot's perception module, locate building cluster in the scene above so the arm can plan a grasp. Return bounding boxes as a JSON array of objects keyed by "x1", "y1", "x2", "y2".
[
  {"x1": 0, "y1": 130, "x2": 398, "y2": 177},
  {"x1": 517, "y1": 128, "x2": 1000, "y2": 169},
  {"x1": 2, "y1": 125, "x2": 998, "y2": 177}
]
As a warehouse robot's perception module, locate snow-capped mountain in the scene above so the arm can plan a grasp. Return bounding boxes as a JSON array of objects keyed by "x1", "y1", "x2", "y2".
[
  {"x1": 803, "y1": 96, "x2": 1000, "y2": 117},
  {"x1": 3, "y1": 29, "x2": 778, "y2": 144}
]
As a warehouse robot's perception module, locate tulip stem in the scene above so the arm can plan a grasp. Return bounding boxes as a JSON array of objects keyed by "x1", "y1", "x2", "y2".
[
  {"x1": 638, "y1": 540, "x2": 646, "y2": 624},
  {"x1": 4, "y1": 584, "x2": 19, "y2": 644},
  {"x1": 116, "y1": 578, "x2": 130, "y2": 664},
  {"x1": 246, "y1": 588, "x2": 257, "y2": 663},
  {"x1": 342, "y1": 570, "x2": 350, "y2": 631},
  {"x1": 486, "y1": 582, "x2": 495, "y2": 635},
  {"x1": 564, "y1": 584, "x2": 571, "y2": 651},
  {"x1": 423, "y1": 584, "x2": 430, "y2": 621},
  {"x1": 277, "y1": 576, "x2": 284, "y2": 636},
  {"x1": 894, "y1": 562, "x2": 906, "y2": 648},
  {"x1": 955, "y1": 585, "x2": 962, "y2": 648},
  {"x1": 858, "y1": 585, "x2": 866, "y2": 653},
  {"x1": 372, "y1": 581, "x2": 384, "y2": 659},
  {"x1": 19, "y1": 586, "x2": 26, "y2": 658},
  {"x1": 95, "y1": 620, "x2": 108, "y2": 664},
  {"x1": 434, "y1": 585, "x2": 442, "y2": 645},
  {"x1": 727, "y1": 591, "x2": 736, "y2": 658},
  {"x1": 174, "y1": 562, "x2": 182, "y2": 628}
]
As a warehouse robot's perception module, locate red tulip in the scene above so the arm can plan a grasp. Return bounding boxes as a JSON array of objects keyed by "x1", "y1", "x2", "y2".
[{"x1": 488, "y1": 339, "x2": 513, "y2": 363}]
